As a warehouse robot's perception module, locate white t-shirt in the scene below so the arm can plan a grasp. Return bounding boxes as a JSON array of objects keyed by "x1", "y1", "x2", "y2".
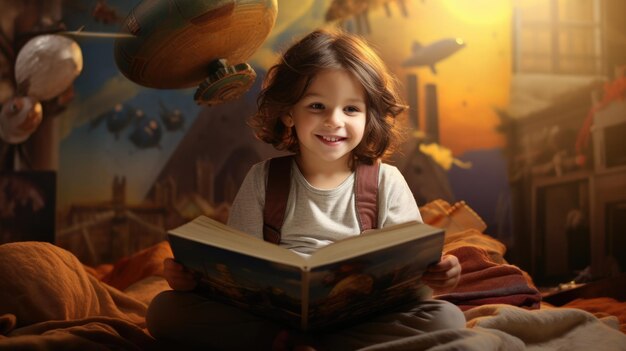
[{"x1": 227, "y1": 159, "x2": 423, "y2": 255}]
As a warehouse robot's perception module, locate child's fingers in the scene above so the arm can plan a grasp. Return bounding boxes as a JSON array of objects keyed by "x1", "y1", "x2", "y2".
[
  {"x1": 164, "y1": 257, "x2": 183, "y2": 271},
  {"x1": 163, "y1": 258, "x2": 198, "y2": 291},
  {"x1": 421, "y1": 255, "x2": 461, "y2": 290},
  {"x1": 166, "y1": 270, "x2": 198, "y2": 291},
  {"x1": 427, "y1": 254, "x2": 459, "y2": 272}
]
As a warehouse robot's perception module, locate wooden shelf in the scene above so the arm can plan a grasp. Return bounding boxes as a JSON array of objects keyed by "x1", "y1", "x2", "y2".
[{"x1": 541, "y1": 273, "x2": 626, "y2": 306}]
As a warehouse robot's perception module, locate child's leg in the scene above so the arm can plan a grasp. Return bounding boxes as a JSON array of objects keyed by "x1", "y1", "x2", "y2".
[
  {"x1": 146, "y1": 290, "x2": 281, "y2": 349},
  {"x1": 318, "y1": 299, "x2": 465, "y2": 350}
]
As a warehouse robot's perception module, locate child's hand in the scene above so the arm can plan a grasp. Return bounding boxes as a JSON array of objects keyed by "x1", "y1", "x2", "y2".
[
  {"x1": 421, "y1": 254, "x2": 461, "y2": 293},
  {"x1": 163, "y1": 258, "x2": 198, "y2": 291}
]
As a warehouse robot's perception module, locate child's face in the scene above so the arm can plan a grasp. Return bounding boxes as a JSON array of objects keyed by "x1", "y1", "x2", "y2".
[{"x1": 286, "y1": 68, "x2": 366, "y2": 168}]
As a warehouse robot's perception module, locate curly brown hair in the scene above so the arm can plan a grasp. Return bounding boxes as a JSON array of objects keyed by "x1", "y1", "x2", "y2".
[{"x1": 249, "y1": 28, "x2": 406, "y2": 165}]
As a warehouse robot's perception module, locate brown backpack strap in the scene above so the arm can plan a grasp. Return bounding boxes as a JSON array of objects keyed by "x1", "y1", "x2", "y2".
[
  {"x1": 263, "y1": 157, "x2": 380, "y2": 244},
  {"x1": 355, "y1": 160, "x2": 380, "y2": 232},
  {"x1": 263, "y1": 156, "x2": 292, "y2": 244}
]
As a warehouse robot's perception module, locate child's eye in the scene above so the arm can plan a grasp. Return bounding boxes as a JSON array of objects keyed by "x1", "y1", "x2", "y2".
[
  {"x1": 308, "y1": 103, "x2": 324, "y2": 110},
  {"x1": 344, "y1": 106, "x2": 361, "y2": 114}
]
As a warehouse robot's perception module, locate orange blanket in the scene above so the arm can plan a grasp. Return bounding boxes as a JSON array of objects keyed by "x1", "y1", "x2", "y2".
[
  {"x1": 421, "y1": 200, "x2": 541, "y2": 310},
  {"x1": 435, "y1": 245, "x2": 542, "y2": 311},
  {"x1": 97, "y1": 240, "x2": 172, "y2": 291},
  {"x1": 0, "y1": 241, "x2": 160, "y2": 350}
]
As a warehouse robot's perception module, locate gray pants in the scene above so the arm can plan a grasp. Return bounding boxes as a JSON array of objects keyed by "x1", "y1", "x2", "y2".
[{"x1": 147, "y1": 290, "x2": 466, "y2": 350}]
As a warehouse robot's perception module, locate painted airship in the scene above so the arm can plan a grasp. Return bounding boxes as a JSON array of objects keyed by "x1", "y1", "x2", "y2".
[
  {"x1": 129, "y1": 115, "x2": 162, "y2": 149},
  {"x1": 90, "y1": 103, "x2": 141, "y2": 139},
  {"x1": 114, "y1": 0, "x2": 278, "y2": 106},
  {"x1": 402, "y1": 38, "x2": 466, "y2": 74}
]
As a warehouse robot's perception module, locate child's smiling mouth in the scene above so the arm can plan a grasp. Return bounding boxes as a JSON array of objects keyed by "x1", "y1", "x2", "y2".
[{"x1": 317, "y1": 135, "x2": 347, "y2": 143}]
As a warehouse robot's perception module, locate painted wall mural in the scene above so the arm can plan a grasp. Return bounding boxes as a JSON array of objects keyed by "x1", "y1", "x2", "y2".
[{"x1": 0, "y1": 0, "x2": 513, "y2": 263}]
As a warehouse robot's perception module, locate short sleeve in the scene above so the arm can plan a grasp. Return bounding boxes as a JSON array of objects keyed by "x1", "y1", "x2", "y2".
[
  {"x1": 226, "y1": 161, "x2": 268, "y2": 239},
  {"x1": 378, "y1": 164, "x2": 423, "y2": 227}
]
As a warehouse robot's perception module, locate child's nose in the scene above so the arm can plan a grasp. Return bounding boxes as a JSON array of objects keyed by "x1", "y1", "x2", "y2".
[{"x1": 324, "y1": 109, "x2": 344, "y2": 128}]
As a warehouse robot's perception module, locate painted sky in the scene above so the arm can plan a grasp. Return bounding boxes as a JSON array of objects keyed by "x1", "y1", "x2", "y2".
[{"x1": 359, "y1": 0, "x2": 511, "y2": 154}]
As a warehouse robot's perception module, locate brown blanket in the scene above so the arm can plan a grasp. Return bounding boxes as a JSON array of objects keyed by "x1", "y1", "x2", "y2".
[
  {"x1": 421, "y1": 200, "x2": 541, "y2": 310},
  {"x1": 435, "y1": 245, "x2": 542, "y2": 311},
  {"x1": 0, "y1": 242, "x2": 158, "y2": 350}
]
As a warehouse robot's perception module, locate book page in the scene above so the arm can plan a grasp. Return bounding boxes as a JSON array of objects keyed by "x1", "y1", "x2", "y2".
[
  {"x1": 307, "y1": 221, "x2": 442, "y2": 268},
  {"x1": 169, "y1": 216, "x2": 305, "y2": 267}
]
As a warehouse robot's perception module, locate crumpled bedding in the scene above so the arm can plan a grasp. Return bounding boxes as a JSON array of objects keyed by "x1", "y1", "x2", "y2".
[
  {"x1": 0, "y1": 241, "x2": 160, "y2": 350},
  {"x1": 436, "y1": 245, "x2": 542, "y2": 311},
  {"x1": 562, "y1": 297, "x2": 626, "y2": 334},
  {"x1": 1, "y1": 200, "x2": 625, "y2": 350},
  {"x1": 361, "y1": 304, "x2": 625, "y2": 351},
  {"x1": 422, "y1": 200, "x2": 542, "y2": 310}
]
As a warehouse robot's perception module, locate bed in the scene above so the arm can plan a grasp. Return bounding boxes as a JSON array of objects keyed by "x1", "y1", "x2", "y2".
[{"x1": 0, "y1": 200, "x2": 624, "y2": 350}]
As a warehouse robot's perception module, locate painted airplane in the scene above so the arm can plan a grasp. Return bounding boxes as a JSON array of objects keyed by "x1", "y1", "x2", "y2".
[{"x1": 402, "y1": 38, "x2": 466, "y2": 74}]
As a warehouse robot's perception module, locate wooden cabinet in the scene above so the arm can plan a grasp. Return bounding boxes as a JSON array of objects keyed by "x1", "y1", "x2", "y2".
[
  {"x1": 531, "y1": 171, "x2": 592, "y2": 284},
  {"x1": 506, "y1": 85, "x2": 626, "y2": 286}
]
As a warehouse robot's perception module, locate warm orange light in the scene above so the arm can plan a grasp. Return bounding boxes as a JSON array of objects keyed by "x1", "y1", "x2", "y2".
[{"x1": 441, "y1": 0, "x2": 511, "y2": 26}]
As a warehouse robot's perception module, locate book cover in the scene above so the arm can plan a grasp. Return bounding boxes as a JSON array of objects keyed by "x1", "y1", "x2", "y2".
[
  {"x1": 168, "y1": 233, "x2": 305, "y2": 328},
  {"x1": 168, "y1": 216, "x2": 444, "y2": 331},
  {"x1": 305, "y1": 233, "x2": 441, "y2": 330}
]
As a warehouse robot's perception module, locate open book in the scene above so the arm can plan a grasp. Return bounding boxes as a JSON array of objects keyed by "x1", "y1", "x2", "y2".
[{"x1": 168, "y1": 215, "x2": 445, "y2": 331}]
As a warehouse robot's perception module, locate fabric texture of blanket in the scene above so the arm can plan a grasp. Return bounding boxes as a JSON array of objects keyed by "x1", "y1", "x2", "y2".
[
  {"x1": 563, "y1": 297, "x2": 626, "y2": 334},
  {"x1": 422, "y1": 200, "x2": 542, "y2": 310},
  {"x1": 0, "y1": 241, "x2": 159, "y2": 350},
  {"x1": 358, "y1": 304, "x2": 626, "y2": 351},
  {"x1": 435, "y1": 245, "x2": 542, "y2": 311}
]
